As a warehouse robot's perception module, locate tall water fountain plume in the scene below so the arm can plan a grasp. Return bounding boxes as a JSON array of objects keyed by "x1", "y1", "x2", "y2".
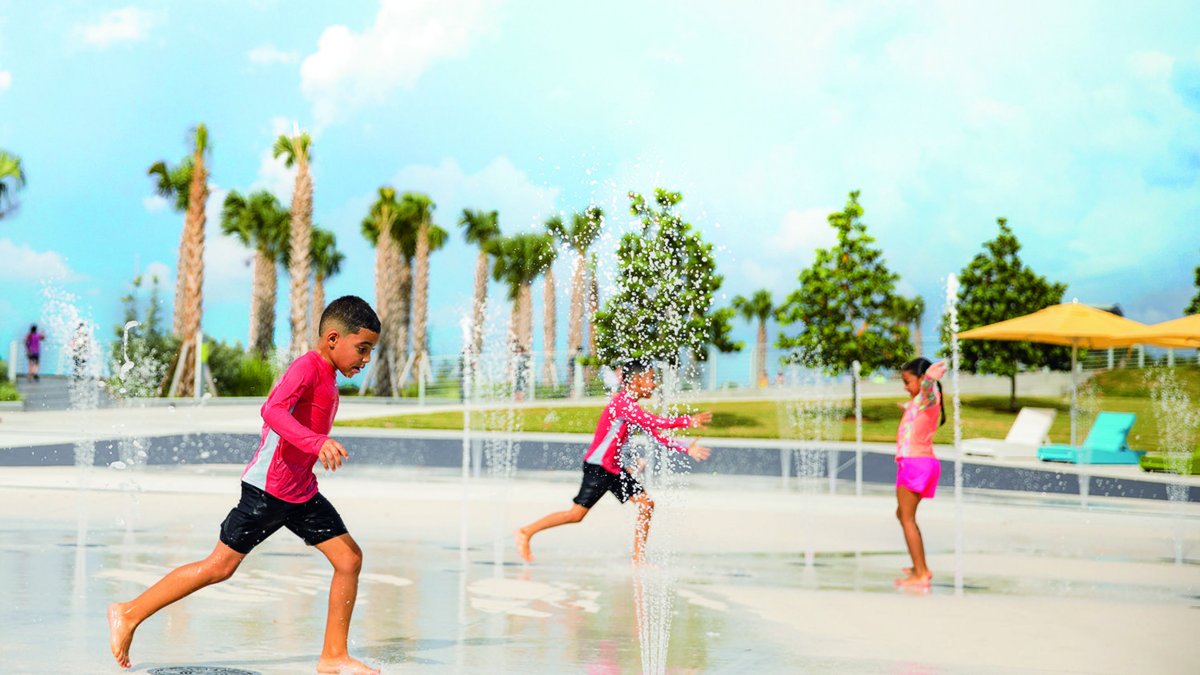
[{"x1": 945, "y1": 273, "x2": 964, "y2": 595}]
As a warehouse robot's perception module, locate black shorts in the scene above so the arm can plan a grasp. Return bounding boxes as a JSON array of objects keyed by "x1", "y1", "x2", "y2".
[
  {"x1": 219, "y1": 482, "x2": 348, "y2": 554},
  {"x1": 573, "y1": 462, "x2": 645, "y2": 509},
  {"x1": 26, "y1": 354, "x2": 39, "y2": 365}
]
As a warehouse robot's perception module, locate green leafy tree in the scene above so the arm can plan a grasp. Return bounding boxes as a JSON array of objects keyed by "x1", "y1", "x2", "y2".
[
  {"x1": 776, "y1": 190, "x2": 911, "y2": 377},
  {"x1": 110, "y1": 274, "x2": 176, "y2": 398},
  {"x1": 704, "y1": 306, "x2": 744, "y2": 357},
  {"x1": 939, "y1": 217, "x2": 1068, "y2": 411},
  {"x1": 733, "y1": 290, "x2": 775, "y2": 387},
  {"x1": 593, "y1": 188, "x2": 722, "y2": 366},
  {"x1": 0, "y1": 150, "x2": 26, "y2": 219},
  {"x1": 310, "y1": 227, "x2": 345, "y2": 345},
  {"x1": 1187, "y1": 253, "x2": 1200, "y2": 315}
]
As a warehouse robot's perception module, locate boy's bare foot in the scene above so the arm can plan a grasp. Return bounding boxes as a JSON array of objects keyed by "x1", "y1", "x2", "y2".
[
  {"x1": 107, "y1": 603, "x2": 135, "y2": 668},
  {"x1": 894, "y1": 572, "x2": 933, "y2": 588},
  {"x1": 514, "y1": 529, "x2": 533, "y2": 562},
  {"x1": 316, "y1": 655, "x2": 380, "y2": 674},
  {"x1": 901, "y1": 567, "x2": 933, "y2": 579}
]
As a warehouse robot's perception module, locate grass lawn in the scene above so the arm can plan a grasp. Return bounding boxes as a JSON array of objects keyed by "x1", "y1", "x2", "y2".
[{"x1": 337, "y1": 393, "x2": 1175, "y2": 449}]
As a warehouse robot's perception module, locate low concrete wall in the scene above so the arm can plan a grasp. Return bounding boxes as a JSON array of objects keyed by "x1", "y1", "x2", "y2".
[{"x1": 3, "y1": 431, "x2": 1195, "y2": 502}]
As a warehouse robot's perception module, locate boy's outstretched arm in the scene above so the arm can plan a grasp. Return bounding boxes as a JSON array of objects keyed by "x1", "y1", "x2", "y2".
[{"x1": 619, "y1": 396, "x2": 697, "y2": 432}]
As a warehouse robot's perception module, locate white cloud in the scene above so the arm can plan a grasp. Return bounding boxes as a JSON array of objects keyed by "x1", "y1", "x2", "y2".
[
  {"x1": 0, "y1": 70, "x2": 11, "y2": 93},
  {"x1": 142, "y1": 195, "x2": 168, "y2": 213},
  {"x1": 142, "y1": 261, "x2": 172, "y2": 288},
  {"x1": 202, "y1": 185, "x2": 255, "y2": 303},
  {"x1": 1128, "y1": 51, "x2": 1174, "y2": 79},
  {"x1": 248, "y1": 44, "x2": 299, "y2": 65},
  {"x1": 250, "y1": 119, "x2": 297, "y2": 202},
  {"x1": 390, "y1": 156, "x2": 559, "y2": 233},
  {"x1": 300, "y1": 0, "x2": 498, "y2": 127},
  {"x1": 73, "y1": 7, "x2": 155, "y2": 49},
  {"x1": 0, "y1": 239, "x2": 78, "y2": 282},
  {"x1": 768, "y1": 207, "x2": 836, "y2": 259}
]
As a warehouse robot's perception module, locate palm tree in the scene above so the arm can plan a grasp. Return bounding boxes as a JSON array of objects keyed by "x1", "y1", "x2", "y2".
[
  {"x1": 362, "y1": 187, "x2": 404, "y2": 396},
  {"x1": 147, "y1": 155, "x2": 195, "y2": 336},
  {"x1": 171, "y1": 124, "x2": 210, "y2": 397},
  {"x1": 539, "y1": 216, "x2": 566, "y2": 386},
  {"x1": 900, "y1": 296, "x2": 925, "y2": 357},
  {"x1": 491, "y1": 233, "x2": 554, "y2": 355},
  {"x1": 732, "y1": 289, "x2": 774, "y2": 387},
  {"x1": 400, "y1": 192, "x2": 436, "y2": 376},
  {"x1": 0, "y1": 150, "x2": 26, "y2": 219},
  {"x1": 586, "y1": 253, "x2": 600, "y2": 373},
  {"x1": 458, "y1": 209, "x2": 501, "y2": 356},
  {"x1": 548, "y1": 206, "x2": 603, "y2": 378},
  {"x1": 274, "y1": 130, "x2": 314, "y2": 361},
  {"x1": 310, "y1": 227, "x2": 345, "y2": 346},
  {"x1": 220, "y1": 190, "x2": 289, "y2": 357}
]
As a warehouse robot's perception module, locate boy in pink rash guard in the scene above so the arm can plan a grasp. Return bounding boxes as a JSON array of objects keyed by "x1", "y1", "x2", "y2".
[
  {"x1": 108, "y1": 296, "x2": 382, "y2": 675},
  {"x1": 894, "y1": 357, "x2": 947, "y2": 589},
  {"x1": 515, "y1": 359, "x2": 713, "y2": 564}
]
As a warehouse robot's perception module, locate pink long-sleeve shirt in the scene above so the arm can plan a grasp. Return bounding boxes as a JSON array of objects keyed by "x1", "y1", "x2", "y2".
[
  {"x1": 583, "y1": 389, "x2": 693, "y2": 474},
  {"x1": 242, "y1": 351, "x2": 339, "y2": 502}
]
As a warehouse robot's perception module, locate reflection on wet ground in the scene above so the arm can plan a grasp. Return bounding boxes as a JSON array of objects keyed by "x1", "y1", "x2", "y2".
[{"x1": 1, "y1": 465, "x2": 1197, "y2": 673}]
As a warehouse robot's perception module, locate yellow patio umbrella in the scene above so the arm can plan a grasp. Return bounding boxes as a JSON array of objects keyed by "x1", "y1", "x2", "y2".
[
  {"x1": 958, "y1": 301, "x2": 1149, "y2": 445},
  {"x1": 1126, "y1": 314, "x2": 1200, "y2": 348}
]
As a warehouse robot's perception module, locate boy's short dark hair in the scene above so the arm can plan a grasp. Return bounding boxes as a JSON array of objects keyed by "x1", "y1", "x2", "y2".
[
  {"x1": 622, "y1": 358, "x2": 653, "y2": 375},
  {"x1": 319, "y1": 296, "x2": 381, "y2": 336}
]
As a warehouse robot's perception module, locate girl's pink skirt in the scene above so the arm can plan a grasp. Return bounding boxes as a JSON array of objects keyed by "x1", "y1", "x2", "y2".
[{"x1": 896, "y1": 456, "x2": 941, "y2": 498}]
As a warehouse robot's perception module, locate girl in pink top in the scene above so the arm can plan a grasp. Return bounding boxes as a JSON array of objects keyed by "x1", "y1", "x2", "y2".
[{"x1": 894, "y1": 357, "x2": 946, "y2": 588}]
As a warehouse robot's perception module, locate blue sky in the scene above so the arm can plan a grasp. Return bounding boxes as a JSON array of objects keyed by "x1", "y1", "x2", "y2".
[{"x1": 1, "y1": 0, "x2": 1198, "y2": 361}]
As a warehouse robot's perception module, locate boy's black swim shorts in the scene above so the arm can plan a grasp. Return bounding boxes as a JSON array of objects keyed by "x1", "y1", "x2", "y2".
[
  {"x1": 573, "y1": 462, "x2": 645, "y2": 508},
  {"x1": 219, "y1": 482, "x2": 348, "y2": 554}
]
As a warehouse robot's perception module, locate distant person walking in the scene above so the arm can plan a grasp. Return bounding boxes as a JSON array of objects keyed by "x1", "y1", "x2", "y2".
[{"x1": 24, "y1": 324, "x2": 45, "y2": 382}]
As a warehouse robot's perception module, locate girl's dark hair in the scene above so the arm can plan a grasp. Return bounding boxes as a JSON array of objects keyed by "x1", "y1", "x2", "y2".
[{"x1": 901, "y1": 357, "x2": 946, "y2": 427}]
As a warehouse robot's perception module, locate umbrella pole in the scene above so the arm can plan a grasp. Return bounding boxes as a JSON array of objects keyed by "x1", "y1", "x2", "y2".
[{"x1": 1070, "y1": 343, "x2": 1078, "y2": 447}]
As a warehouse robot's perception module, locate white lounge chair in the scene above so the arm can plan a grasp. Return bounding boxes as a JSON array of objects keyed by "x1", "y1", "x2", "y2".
[{"x1": 962, "y1": 407, "x2": 1057, "y2": 461}]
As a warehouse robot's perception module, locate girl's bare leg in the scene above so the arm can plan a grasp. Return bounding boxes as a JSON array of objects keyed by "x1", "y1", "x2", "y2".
[{"x1": 895, "y1": 487, "x2": 931, "y2": 585}]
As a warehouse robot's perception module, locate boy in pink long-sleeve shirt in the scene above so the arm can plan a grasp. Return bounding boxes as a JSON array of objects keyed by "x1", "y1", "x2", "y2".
[
  {"x1": 515, "y1": 359, "x2": 712, "y2": 564},
  {"x1": 108, "y1": 296, "x2": 381, "y2": 674}
]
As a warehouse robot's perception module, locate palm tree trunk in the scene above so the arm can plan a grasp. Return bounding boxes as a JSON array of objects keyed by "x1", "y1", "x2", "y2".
[
  {"x1": 542, "y1": 266, "x2": 557, "y2": 386},
  {"x1": 172, "y1": 244, "x2": 189, "y2": 337},
  {"x1": 395, "y1": 256, "x2": 413, "y2": 388},
  {"x1": 287, "y1": 154, "x2": 313, "y2": 361},
  {"x1": 249, "y1": 247, "x2": 276, "y2": 357},
  {"x1": 520, "y1": 282, "x2": 534, "y2": 353},
  {"x1": 585, "y1": 258, "x2": 599, "y2": 378},
  {"x1": 175, "y1": 143, "x2": 208, "y2": 397},
  {"x1": 312, "y1": 273, "x2": 326, "y2": 348},
  {"x1": 912, "y1": 323, "x2": 923, "y2": 357},
  {"x1": 757, "y1": 318, "x2": 768, "y2": 387},
  {"x1": 411, "y1": 221, "x2": 430, "y2": 375},
  {"x1": 566, "y1": 254, "x2": 584, "y2": 372},
  {"x1": 472, "y1": 250, "x2": 488, "y2": 356},
  {"x1": 370, "y1": 223, "x2": 400, "y2": 396}
]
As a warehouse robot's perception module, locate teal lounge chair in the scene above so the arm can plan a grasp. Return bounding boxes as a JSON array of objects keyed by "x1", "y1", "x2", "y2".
[{"x1": 1037, "y1": 412, "x2": 1145, "y2": 465}]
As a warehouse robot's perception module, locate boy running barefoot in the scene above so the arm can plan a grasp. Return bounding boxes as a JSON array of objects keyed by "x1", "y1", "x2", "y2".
[
  {"x1": 515, "y1": 359, "x2": 712, "y2": 564},
  {"x1": 108, "y1": 296, "x2": 382, "y2": 674}
]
